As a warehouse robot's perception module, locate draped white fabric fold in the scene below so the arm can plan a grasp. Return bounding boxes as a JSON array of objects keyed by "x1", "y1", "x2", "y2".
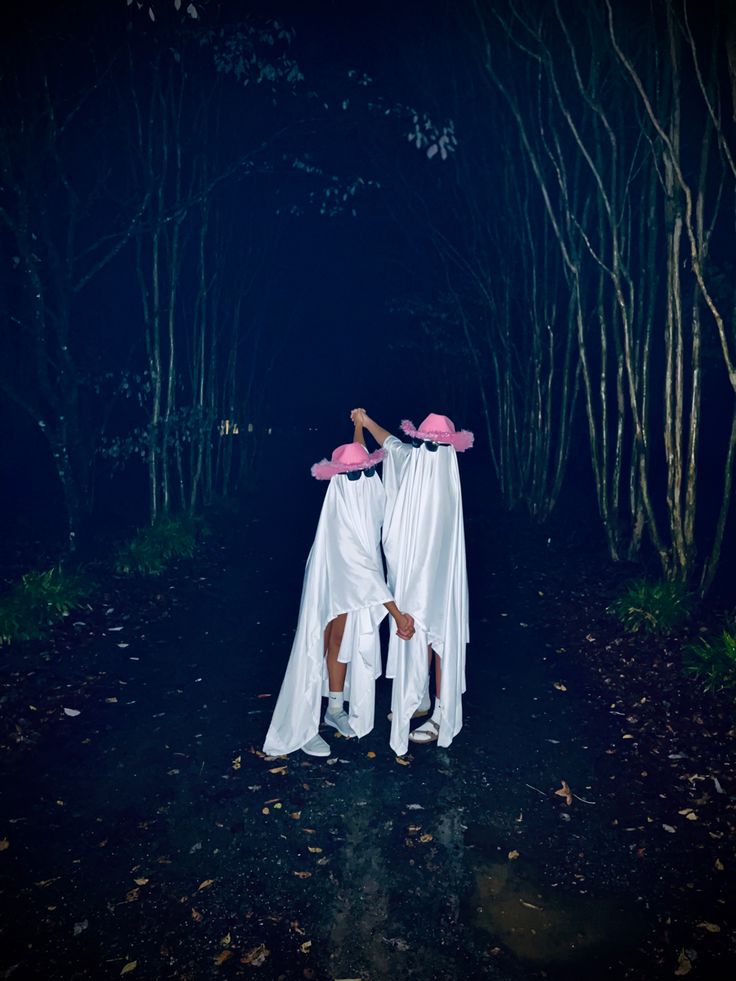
[
  {"x1": 263, "y1": 473, "x2": 392, "y2": 756},
  {"x1": 382, "y1": 435, "x2": 469, "y2": 756}
]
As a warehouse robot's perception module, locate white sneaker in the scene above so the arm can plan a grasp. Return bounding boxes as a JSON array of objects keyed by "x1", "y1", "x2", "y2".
[
  {"x1": 301, "y1": 733, "x2": 330, "y2": 757},
  {"x1": 324, "y1": 708, "x2": 357, "y2": 738}
]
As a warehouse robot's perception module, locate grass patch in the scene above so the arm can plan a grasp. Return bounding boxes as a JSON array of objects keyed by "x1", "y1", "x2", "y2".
[
  {"x1": 609, "y1": 577, "x2": 694, "y2": 637},
  {"x1": 0, "y1": 567, "x2": 91, "y2": 646},
  {"x1": 114, "y1": 513, "x2": 205, "y2": 576},
  {"x1": 683, "y1": 630, "x2": 736, "y2": 699}
]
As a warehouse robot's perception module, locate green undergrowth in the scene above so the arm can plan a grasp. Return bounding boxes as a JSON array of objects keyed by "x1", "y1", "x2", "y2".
[
  {"x1": 0, "y1": 567, "x2": 92, "y2": 646},
  {"x1": 609, "y1": 577, "x2": 694, "y2": 637},
  {"x1": 114, "y1": 513, "x2": 208, "y2": 576},
  {"x1": 683, "y1": 629, "x2": 736, "y2": 700}
]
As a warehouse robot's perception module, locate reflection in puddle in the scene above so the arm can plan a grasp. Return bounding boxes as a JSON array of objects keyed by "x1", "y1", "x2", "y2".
[{"x1": 471, "y1": 857, "x2": 642, "y2": 968}]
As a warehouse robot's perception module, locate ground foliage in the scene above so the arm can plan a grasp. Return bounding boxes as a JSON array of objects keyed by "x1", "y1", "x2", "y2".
[
  {"x1": 114, "y1": 515, "x2": 206, "y2": 577},
  {"x1": 683, "y1": 630, "x2": 736, "y2": 700},
  {"x1": 0, "y1": 568, "x2": 92, "y2": 647},
  {"x1": 608, "y1": 578, "x2": 695, "y2": 637}
]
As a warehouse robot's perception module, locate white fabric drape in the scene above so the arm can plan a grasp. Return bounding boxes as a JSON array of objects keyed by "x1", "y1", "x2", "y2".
[
  {"x1": 263, "y1": 473, "x2": 392, "y2": 756},
  {"x1": 381, "y1": 435, "x2": 469, "y2": 756}
]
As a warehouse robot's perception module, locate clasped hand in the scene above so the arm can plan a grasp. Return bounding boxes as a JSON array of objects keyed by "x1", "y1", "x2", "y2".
[{"x1": 396, "y1": 612, "x2": 415, "y2": 640}]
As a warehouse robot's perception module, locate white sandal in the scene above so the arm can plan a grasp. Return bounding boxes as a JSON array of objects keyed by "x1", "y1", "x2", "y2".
[
  {"x1": 408, "y1": 718, "x2": 440, "y2": 744},
  {"x1": 387, "y1": 705, "x2": 430, "y2": 722}
]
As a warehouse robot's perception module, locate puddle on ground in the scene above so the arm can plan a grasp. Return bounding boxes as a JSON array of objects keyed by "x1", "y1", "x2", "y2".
[{"x1": 466, "y1": 830, "x2": 646, "y2": 973}]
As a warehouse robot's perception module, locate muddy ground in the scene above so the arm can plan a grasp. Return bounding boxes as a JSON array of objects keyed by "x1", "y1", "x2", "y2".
[{"x1": 1, "y1": 468, "x2": 735, "y2": 980}]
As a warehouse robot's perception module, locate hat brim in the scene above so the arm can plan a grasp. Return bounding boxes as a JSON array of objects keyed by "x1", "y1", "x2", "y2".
[
  {"x1": 311, "y1": 447, "x2": 385, "y2": 480},
  {"x1": 400, "y1": 419, "x2": 474, "y2": 452}
]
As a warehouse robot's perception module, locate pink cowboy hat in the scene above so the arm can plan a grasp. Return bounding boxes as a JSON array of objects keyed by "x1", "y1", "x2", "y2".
[
  {"x1": 400, "y1": 413, "x2": 474, "y2": 452},
  {"x1": 311, "y1": 441, "x2": 385, "y2": 480}
]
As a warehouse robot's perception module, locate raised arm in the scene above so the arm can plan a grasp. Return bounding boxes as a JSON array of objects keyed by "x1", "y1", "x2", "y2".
[
  {"x1": 353, "y1": 414, "x2": 366, "y2": 447},
  {"x1": 350, "y1": 408, "x2": 393, "y2": 447}
]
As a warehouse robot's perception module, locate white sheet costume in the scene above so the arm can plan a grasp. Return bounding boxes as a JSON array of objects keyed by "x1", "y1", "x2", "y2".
[
  {"x1": 263, "y1": 448, "x2": 392, "y2": 756},
  {"x1": 382, "y1": 417, "x2": 471, "y2": 756}
]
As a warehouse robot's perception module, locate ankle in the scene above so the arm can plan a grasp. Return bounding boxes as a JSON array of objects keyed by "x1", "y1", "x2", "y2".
[{"x1": 327, "y1": 690, "x2": 344, "y2": 715}]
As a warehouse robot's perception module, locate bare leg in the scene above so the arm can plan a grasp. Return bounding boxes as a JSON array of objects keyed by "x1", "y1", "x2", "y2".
[
  {"x1": 323, "y1": 612, "x2": 357, "y2": 738},
  {"x1": 434, "y1": 648, "x2": 442, "y2": 697},
  {"x1": 325, "y1": 612, "x2": 348, "y2": 692},
  {"x1": 408, "y1": 646, "x2": 442, "y2": 744}
]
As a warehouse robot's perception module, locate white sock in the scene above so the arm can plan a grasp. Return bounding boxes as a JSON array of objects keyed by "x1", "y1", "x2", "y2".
[
  {"x1": 431, "y1": 698, "x2": 442, "y2": 724},
  {"x1": 327, "y1": 691, "x2": 343, "y2": 714}
]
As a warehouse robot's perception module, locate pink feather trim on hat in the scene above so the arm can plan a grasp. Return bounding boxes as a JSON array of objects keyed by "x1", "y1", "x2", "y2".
[
  {"x1": 400, "y1": 414, "x2": 474, "y2": 452},
  {"x1": 311, "y1": 441, "x2": 385, "y2": 480}
]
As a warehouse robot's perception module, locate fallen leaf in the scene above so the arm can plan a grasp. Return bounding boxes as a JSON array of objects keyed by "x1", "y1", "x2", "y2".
[
  {"x1": 554, "y1": 780, "x2": 573, "y2": 806},
  {"x1": 197, "y1": 879, "x2": 215, "y2": 891},
  {"x1": 105, "y1": 697, "x2": 119, "y2": 704},
  {"x1": 290, "y1": 811, "x2": 302, "y2": 820},
  {"x1": 221, "y1": 932, "x2": 231, "y2": 946},
  {"x1": 366, "y1": 751, "x2": 376, "y2": 759},
  {"x1": 674, "y1": 949, "x2": 692, "y2": 976},
  {"x1": 553, "y1": 681, "x2": 567, "y2": 692},
  {"x1": 191, "y1": 908, "x2": 203, "y2": 922},
  {"x1": 696, "y1": 922, "x2": 721, "y2": 933},
  {"x1": 125, "y1": 888, "x2": 140, "y2": 903},
  {"x1": 715, "y1": 858, "x2": 724, "y2": 870},
  {"x1": 133, "y1": 877, "x2": 149, "y2": 886},
  {"x1": 232, "y1": 756, "x2": 241, "y2": 771},
  {"x1": 261, "y1": 807, "x2": 270, "y2": 815},
  {"x1": 0, "y1": 838, "x2": 9, "y2": 852},
  {"x1": 307, "y1": 846, "x2": 323, "y2": 854},
  {"x1": 63, "y1": 708, "x2": 81, "y2": 717},
  {"x1": 520, "y1": 900, "x2": 543, "y2": 910},
  {"x1": 419, "y1": 833, "x2": 433, "y2": 843},
  {"x1": 662, "y1": 824, "x2": 676, "y2": 834},
  {"x1": 299, "y1": 941, "x2": 312, "y2": 954},
  {"x1": 293, "y1": 871, "x2": 312, "y2": 879},
  {"x1": 508, "y1": 850, "x2": 520, "y2": 861},
  {"x1": 120, "y1": 963, "x2": 137, "y2": 976},
  {"x1": 241, "y1": 944, "x2": 269, "y2": 966},
  {"x1": 269, "y1": 766, "x2": 288, "y2": 775},
  {"x1": 395, "y1": 757, "x2": 411, "y2": 766},
  {"x1": 214, "y1": 950, "x2": 234, "y2": 966}
]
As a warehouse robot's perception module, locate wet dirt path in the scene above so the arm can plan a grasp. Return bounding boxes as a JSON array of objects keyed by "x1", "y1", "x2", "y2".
[{"x1": 0, "y1": 475, "x2": 727, "y2": 980}]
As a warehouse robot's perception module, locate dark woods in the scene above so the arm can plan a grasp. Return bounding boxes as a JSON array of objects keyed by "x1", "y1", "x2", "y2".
[
  {"x1": 414, "y1": 0, "x2": 736, "y2": 595},
  {"x1": 1, "y1": 0, "x2": 736, "y2": 598},
  {"x1": 1, "y1": 1, "x2": 333, "y2": 549}
]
